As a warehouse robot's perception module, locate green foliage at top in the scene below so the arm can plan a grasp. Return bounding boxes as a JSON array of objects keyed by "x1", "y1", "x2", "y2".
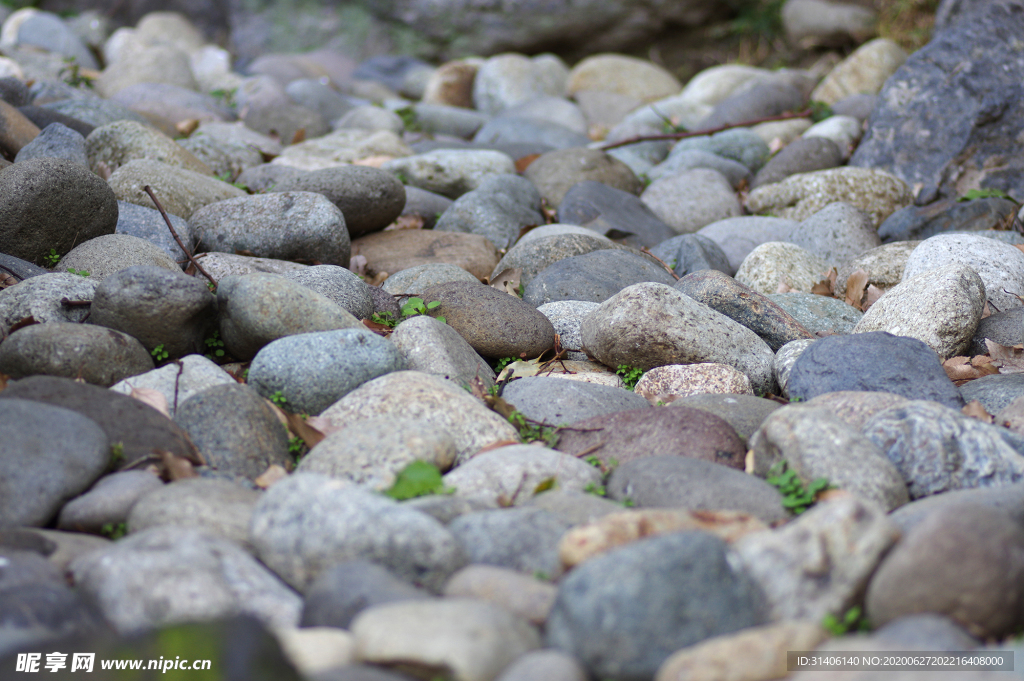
[
  {"x1": 204, "y1": 331, "x2": 226, "y2": 360},
  {"x1": 616, "y1": 365, "x2": 644, "y2": 390},
  {"x1": 493, "y1": 356, "x2": 515, "y2": 373},
  {"x1": 384, "y1": 461, "x2": 454, "y2": 500},
  {"x1": 822, "y1": 606, "x2": 871, "y2": 635},
  {"x1": 958, "y1": 188, "x2": 1014, "y2": 202},
  {"x1": 766, "y1": 460, "x2": 831, "y2": 514}
]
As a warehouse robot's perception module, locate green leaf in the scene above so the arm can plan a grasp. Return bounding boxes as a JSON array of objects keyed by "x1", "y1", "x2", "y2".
[
  {"x1": 426, "y1": 300, "x2": 441, "y2": 309},
  {"x1": 436, "y1": 315, "x2": 446, "y2": 324},
  {"x1": 958, "y1": 188, "x2": 1013, "y2": 202},
  {"x1": 384, "y1": 461, "x2": 448, "y2": 500},
  {"x1": 533, "y1": 477, "x2": 557, "y2": 494}
]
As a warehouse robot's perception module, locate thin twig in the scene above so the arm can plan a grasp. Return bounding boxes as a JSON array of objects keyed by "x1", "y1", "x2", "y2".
[
  {"x1": 142, "y1": 185, "x2": 218, "y2": 290},
  {"x1": 60, "y1": 298, "x2": 92, "y2": 306},
  {"x1": 641, "y1": 247, "x2": 681, "y2": 281},
  {"x1": 599, "y1": 109, "x2": 813, "y2": 150}
]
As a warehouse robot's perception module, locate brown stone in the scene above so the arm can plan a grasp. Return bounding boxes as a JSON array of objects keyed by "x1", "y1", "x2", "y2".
[
  {"x1": 555, "y1": 405, "x2": 746, "y2": 469},
  {"x1": 523, "y1": 147, "x2": 642, "y2": 207},
  {"x1": 351, "y1": 230, "x2": 499, "y2": 281},
  {"x1": 422, "y1": 61, "x2": 478, "y2": 109},
  {"x1": 559, "y1": 508, "x2": 768, "y2": 569},
  {"x1": 0, "y1": 98, "x2": 40, "y2": 158},
  {"x1": 805, "y1": 390, "x2": 911, "y2": 428}
]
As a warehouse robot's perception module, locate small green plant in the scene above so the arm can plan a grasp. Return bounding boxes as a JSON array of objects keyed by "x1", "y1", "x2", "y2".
[
  {"x1": 209, "y1": 87, "x2": 237, "y2": 108},
  {"x1": 110, "y1": 442, "x2": 125, "y2": 465},
  {"x1": 216, "y1": 171, "x2": 250, "y2": 192},
  {"x1": 621, "y1": 497, "x2": 635, "y2": 508},
  {"x1": 100, "y1": 522, "x2": 128, "y2": 540},
  {"x1": 58, "y1": 56, "x2": 94, "y2": 89},
  {"x1": 616, "y1": 364, "x2": 644, "y2": 390},
  {"x1": 584, "y1": 481, "x2": 607, "y2": 497},
  {"x1": 401, "y1": 297, "x2": 444, "y2": 323},
  {"x1": 822, "y1": 606, "x2": 871, "y2": 636},
  {"x1": 66, "y1": 268, "x2": 90, "y2": 277},
  {"x1": 371, "y1": 311, "x2": 398, "y2": 328},
  {"x1": 394, "y1": 171, "x2": 409, "y2": 184},
  {"x1": 493, "y1": 356, "x2": 515, "y2": 373},
  {"x1": 532, "y1": 570, "x2": 550, "y2": 581},
  {"x1": 204, "y1": 330, "x2": 226, "y2": 359},
  {"x1": 43, "y1": 248, "x2": 61, "y2": 267},
  {"x1": 809, "y1": 100, "x2": 834, "y2": 123},
  {"x1": 395, "y1": 105, "x2": 422, "y2": 132},
  {"x1": 508, "y1": 410, "x2": 559, "y2": 446},
  {"x1": 288, "y1": 436, "x2": 306, "y2": 459},
  {"x1": 269, "y1": 391, "x2": 288, "y2": 407},
  {"x1": 384, "y1": 461, "x2": 454, "y2": 500},
  {"x1": 958, "y1": 187, "x2": 1013, "y2": 202},
  {"x1": 150, "y1": 344, "x2": 169, "y2": 362},
  {"x1": 766, "y1": 461, "x2": 831, "y2": 514}
]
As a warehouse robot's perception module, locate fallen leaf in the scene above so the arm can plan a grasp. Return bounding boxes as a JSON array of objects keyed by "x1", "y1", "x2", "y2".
[
  {"x1": 862, "y1": 284, "x2": 884, "y2": 311},
  {"x1": 473, "y1": 439, "x2": 522, "y2": 456},
  {"x1": 175, "y1": 118, "x2": 200, "y2": 136},
  {"x1": 962, "y1": 400, "x2": 994, "y2": 423},
  {"x1": 7, "y1": 316, "x2": 36, "y2": 333},
  {"x1": 348, "y1": 255, "x2": 368, "y2": 276},
  {"x1": 982, "y1": 301, "x2": 992, "y2": 319},
  {"x1": 130, "y1": 387, "x2": 170, "y2": 417},
  {"x1": 0, "y1": 271, "x2": 18, "y2": 289},
  {"x1": 384, "y1": 214, "x2": 425, "y2": 231},
  {"x1": 516, "y1": 224, "x2": 540, "y2": 243},
  {"x1": 284, "y1": 411, "x2": 325, "y2": 449},
  {"x1": 515, "y1": 154, "x2": 541, "y2": 172},
  {"x1": 587, "y1": 123, "x2": 609, "y2": 141},
  {"x1": 844, "y1": 268, "x2": 869, "y2": 309},
  {"x1": 362, "y1": 318, "x2": 392, "y2": 337},
  {"x1": 986, "y1": 339, "x2": 1024, "y2": 374},
  {"x1": 255, "y1": 464, "x2": 289, "y2": 488},
  {"x1": 533, "y1": 477, "x2": 557, "y2": 494},
  {"x1": 638, "y1": 389, "x2": 681, "y2": 406},
  {"x1": 290, "y1": 128, "x2": 306, "y2": 145},
  {"x1": 943, "y1": 355, "x2": 999, "y2": 385},
  {"x1": 0, "y1": 373, "x2": 7, "y2": 392},
  {"x1": 157, "y1": 449, "x2": 198, "y2": 481},
  {"x1": 352, "y1": 155, "x2": 394, "y2": 168},
  {"x1": 810, "y1": 268, "x2": 837, "y2": 297},
  {"x1": 1015, "y1": 244, "x2": 1024, "y2": 256},
  {"x1": 489, "y1": 267, "x2": 522, "y2": 297},
  {"x1": 368, "y1": 271, "x2": 388, "y2": 287}
]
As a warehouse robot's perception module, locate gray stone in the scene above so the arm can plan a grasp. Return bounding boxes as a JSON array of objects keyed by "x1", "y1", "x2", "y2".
[
  {"x1": 352, "y1": 598, "x2": 541, "y2": 681},
  {"x1": 580, "y1": 282, "x2": 777, "y2": 395},
  {"x1": 89, "y1": 266, "x2": 216, "y2": 357},
  {"x1": 85, "y1": 119, "x2": 211, "y2": 176},
  {"x1": 381, "y1": 149, "x2": 515, "y2": 200},
  {"x1": 109, "y1": 158, "x2": 246, "y2": 221},
  {"x1": 735, "y1": 241, "x2": 830, "y2": 295},
  {"x1": 472, "y1": 53, "x2": 567, "y2": 115},
  {"x1": 109, "y1": 81, "x2": 232, "y2": 136},
  {"x1": 495, "y1": 649, "x2": 587, "y2": 681},
  {"x1": 735, "y1": 495, "x2": 900, "y2": 623},
  {"x1": 749, "y1": 405, "x2": 909, "y2": 511},
  {"x1": 503, "y1": 95, "x2": 587, "y2": 134},
  {"x1": 42, "y1": 97, "x2": 150, "y2": 130},
  {"x1": 443, "y1": 444, "x2": 603, "y2": 508},
  {"x1": 546, "y1": 532, "x2": 769, "y2": 681},
  {"x1": 835, "y1": 240, "x2": 920, "y2": 301},
  {"x1": 191, "y1": 252, "x2": 308, "y2": 280},
  {"x1": 318, "y1": 371, "x2": 519, "y2": 465},
  {"x1": 300, "y1": 560, "x2": 430, "y2": 629},
  {"x1": 0, "y1": 322, "x2": 153, "y2": 387},
  {"x1": 0, "y1": 398, "x2": 108, "y2": 527},
  {"x1": 887, "y1": 482, "x2": 1024, "y2": 534},
  {"x1": 389, "y1": 314, "x2": 495, "y2": 388},
  {"x1": 901, "y1": 232, "x2": 1024, "y2": 312},
  {"x1": 524, "y1": 490, "x2": 625, "y2": 527},
  {"x1": 177, "y1": 134, "x2": 264, "y2": 183},
  {"x1": 190, "y1": 192, "x2": 350, "y2": 267},
  {"x1": 787, "y1": 202, "x2": 882, "y2": 266},
  {"x1": 767, "y1": 292, "x2": 864, "y2": 335},
  {"x1": 669, "y1": 393, "x2": 783, "y2": 444},
  {"x1": 69, "y1": 526, "x2": 301, "y2": 634},
  {"x1": 774, "y1": 338, "x2": 816, "y2": 398},
  {"x1": 57, "y1": 234, "x2": 181, "y2": 282},
  {"x1": 381, "y1": 262, "x2": 479, "y2": 295},
  {"x1": 56, "y1": 471, "x2": 163, "y2": 534},
  {"x1": 963, "y1": 374, "x2": 1024, "y2": 415},
  {"x1": 863, "y1": 400, "x2": 1024, "y2": 499},
  {"x1": 524, "y1": 147, "x2": 642, "y2": 207},
  {"x1": 697, "y1": 216, "x2": 798, "y2": 274},
  {"x1": 448, "y1": 507, "x2": 570, "y2": 578},
  {"x1": 241, "y1": 103, "x2": 328, "y2": 149},
  {"x1": 114, "y1": 200, "x2": 194, "y2": 264},
  {"x1": 878, "y1": 197, "x2": 1018, "y2": 243},
  {"x1": 558, "y1": 180, "x2": 677, "y2": 249},
  {"x1": 333, "y1": 105, "x2": 404, "y2": 134},
  {"x1": 787, "y1": 332, "x2": 963, "y2": 407},
  {"x1": 409, "y1": 103, "x2": 489, "y2": 138},
  {"x1": 0, "y1": 157, "x2": 118, "y2": 266},
  {"x1": 537, "y1": 300, "x2": 601, "y2": 361},
  {"x1": 648, "y1": 149, "x2": 752, "y2": 188},
  {"x1": 473, "y1": 115, "x2": 589, "y2": 149},
  {"x1": 268, "y1": 165, "x2": 405, "y2": 238},
  {"x1": 752, "y1": 136, "x2": 843, "y2": 188},
  {"x1": 282, "y1": 265, "x2": 373, "y2": 320},
  {"x1": 849, "y1": 1, "x2": 1024, "y2": 205},
  {"x1": 420, "y1": 280, "x2": 556, "y2": 359},
  {"x1": 285, "y1": 81, "x2": 355, "y2": 127},
  {"x1": 14, "y1": 11, "x2": 97, "y2": 68},
  {"x1": 674, "y1": 269, "x2": 815, "y2": 352},
  {"x1": 250, "y1": 472, "x2": 468, "y2": 592},
  {"x1": 399, "y1": 185, "x2": 454, "y2": 229},
  {"x1": 649, "y1": 233, "x2": 732, "y2": 278},
  {"x1": 434, "y1": 174, "x2": 543, "y2": 250},
  {"x1": 501, "y1": 376, "x2": 649, "y2": 425},
  {"x1": 0, "y1": 582, "x2": 104, "y2": 658},
  {"x1": 297, "y1": 417, "x2": 456, "y2": 489},
  {"x1": 872, "y1": 614, "x2": 981, "y2": 651},
  {"x1": 0, "y1": 273, "x2": 96, "y2": 335},
  {"x1": 491, "y1": 231, "x2": 618, "y2": 291},
  {"x1": 404, "y1": 495, "x2": 498, "y2": 525},
  {"x1": 697, "y1": 80, "x2": 806, "y2": 132},
  {"x1": 216, "y1": 273, "x2": 362, "y2": 360},
  {"x1": 442, "y1": 564, "x2": 557, "y2": 625},
  {"x1": 14, "y1": 122, "x2": 86, "y2": 166},
  {"x1": 865, "y1": 503, "x2": 1024, "y2": 639},
  {"x1": 641, "y1": 168, "x2": 742, "y2": 235},
  {"x1": 671, "y1": 127, "x2": 771, "y2": 172},
  {"x1": 853, "y1": 263, "x2": 986, "y2": 360},
  {"x1": 248, "y1": 328, "x2": 406, "y2": 416},
  {"x1": 524, "y1": 249, "x2": 676, "y2": 306},
  {"x1": 235, "y1": 162, "x2": 306, "y2": 194},
  {"x1": 126, "y1": 478, "x2": 261, "y2": 549},
  {"x1": 110, "y1": 355, "x2": 237, "y2": 417},
  {"x1": 174, "y1": 383, "x2": 291, "y2": 481},
  {"x1": 605, "y1": 455, "x2": 789, "y2": 522}
]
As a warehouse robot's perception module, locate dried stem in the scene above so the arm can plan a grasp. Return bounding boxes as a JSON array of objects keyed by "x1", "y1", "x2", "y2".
[
  {"x1": 599, "y1": 109, "x2": 813, "y2": 150},
  {"x1": 142, "y1": 185, "x2": 217, "y2": 290}
]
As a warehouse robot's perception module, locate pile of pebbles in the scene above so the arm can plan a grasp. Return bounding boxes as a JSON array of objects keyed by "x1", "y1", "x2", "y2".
[{"x1": 2, "y1": 5, "x2": 1024, "y2": 681}]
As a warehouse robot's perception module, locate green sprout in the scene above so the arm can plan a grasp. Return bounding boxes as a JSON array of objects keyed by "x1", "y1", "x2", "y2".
[
  {"x1": 765, "y1": 460, "x2": 831, "y2": 514},
  {"x1": 269, "y1": 391, "x2": 287, "y2": 407},
  {"x1": 401, "y1": 297, "x2": 445, "y2": 324},
  {"x1": 150, "y1": 344, "x2": 169, "y2": 362},
  {"x1": 822, "y1": 606, "x2": 871, "y2": 636},
  {"x1": 43, "y1": 249, "x2": 61, "y2": 267},
  {"x1": 616, "y1": 364, "x2": 644, "y2": 390},
  {"x1": 384, "y1": 461, "x2": 454, "y2": 500}
]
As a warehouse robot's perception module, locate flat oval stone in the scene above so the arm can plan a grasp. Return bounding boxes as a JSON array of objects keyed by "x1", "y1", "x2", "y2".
[
  {"x1": 501, "y1": 376, "x2": 650, "y2": 425},
  {"x1": 524, "y1": 147, "x2": 642, "y2": 207},
  {"x1": 419, "y1": 281, "x2": 555, "y2": 359},
  {"x1": 351, "y1": 230, "x2": 498, "y2": 281},
  {"x1": 524, "y1": 249, "x2": 676, "y2": 307},
  {"x1": 57, "y1": 234, "x2": 182, "y2": 282},
  {"x1": 0, "y1": 322, "x2": 153, "y2": 386},
  {"x1": 108, "y1": 158, "x2": 246, "y2": 221},
  {"x1": 491, "y1": 231, "x2": 617, "y2": 290},
  {"x1": 0, "y1": 273, "x2": 96, "y2": 335},
  {"x1": 85, "y1": 119, "x2": 211, "y2": 175}
]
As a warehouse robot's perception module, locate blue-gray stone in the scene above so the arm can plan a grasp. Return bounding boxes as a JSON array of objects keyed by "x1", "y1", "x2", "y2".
[
  {"x1": 14, "y1": 122, "x2": 87, "y2": 167},
  {"x1": 671, "y1": 127, "x2": 771, "y2": 172},
  {"x1": 558, "y1": 180, "x2": 676, "y2": 249},
  {"x1": 434, "y1": 174, "x2": 543, "y2": 250},
  {"x1": 283, "y1": 265, "x2": 374, "y2": 320},
  {"x1": 115, "y1": 200, "x2": 193, "y2": 265},
  {"x1": 650, "y1": 233, "x2": 732, "y2": 277},
  {"x1": 524, "y1": 249, "x2": 676, "y2": 306},
  {"x1": 767, "y1": 291, "x2": 864, "y2": 335},
  {"x1": 448, "y1": 507, "x2": 570, "y2": 579},
  {"x1": 546, "y1": 531, "x2": 769, "y2": 681},
  {"x1": 500, "y1": 376, "x2": 649, "y2": 425},
  {"x1": 960, "y1": 373, "x2": 1024, "y2": 414},
  {"x1": 42, "y1": 98, "x2": 151, "y2": 129},
  {"x1": 248, "y1": 328, "x2": 407, "y2": 415},
  {"x1": 648, "y1": 148, "x2": 752, "y2": 188},
  {"x1": 473, "y1": 116, "x2": 590, "y2": 150}
]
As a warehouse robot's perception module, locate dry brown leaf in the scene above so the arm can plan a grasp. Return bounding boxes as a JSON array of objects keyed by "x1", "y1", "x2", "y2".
[
  {"x1": 473, "y1": 439, "x2": 522, "y2": 456},
  {"x1": 943, "y1": 355, "x2": 1000, "y2": 385},
  {"x1": 290, "y1": 128, "x2": 306, "y2": 145},
  {"x1": 844, "y1": 268, "x2": 869, "y2": 309},
  {"x1": 962, "y1": 400, "x2": 994, "y2": 423},
  {"x1": 862, "y1": 284, "x2": 884, "y2": 311},
  {"x1": 0, "y1": 373, "x2": 7, "y2": 393},
  {"x1": 1015, "y1": 244, "x2": 1024, "y2": 256},
  {"x1": 284, "y1": 411, "x2": 326, "y2": 449},
  {"x1": 384, "y1": 214, "x2": 425, "y2": 231},
  {"x1": 157, "y1": 449, "x2": 198, "y2": 481},
  {"x1": 352, "y1": 155, "x2": 394, "y2": 168},
  {"x1": 986, "y1": 339, "x2": 1024, "y2": 374},
  {"x1": 0, "y1": 271, "x2": 18, "y2": 289},
  {"x1": 362, "y1": 318, "x2": 393, "y2": 337},
  {"x1": 515, "y1": 154, "x2": 541, "y2": 172},
  {"x1": 489, "y1": 267, "x2": 522, "y2": 297},
  {"x1": 516, "y1": 224, "x2": 540, "y2": 243},
  {"x1": 175, "y1": 118, "x2": 200, "y2": 136},
  {"x1": 811, "y1": 267, "x2": 837, "y2": 297},
  {"x1": 981, "y1": 301, "x2": 992, "y2": 319},
  {"x1": 368, "y1": 271, "x2": 388, "y2": 287},
  {"x1": 255, "y1": 464, "x2": 289, "y2": 488},
  {"x1": 130, "y1": 387, "x2": 170, "y2": 417}
]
